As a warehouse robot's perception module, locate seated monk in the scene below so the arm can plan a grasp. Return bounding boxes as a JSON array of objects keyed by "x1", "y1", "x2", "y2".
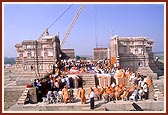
[
  {"x1": 114, "y1": 85, "x2": 119, "y2": 100},
  {"x1": 108, "y1": 86, "x2": 115, "y2": 101},
  {"x1": 100, "y1": 87, "x2": 105, "y2": 95},
  {"x1": 120, "y1": 88, "x2": 129, "y2": 101},
  {"x1": 145, "y1": 75, "x2": 152, "y2": 87},
  {"x1": 126, "y1": 84, "x2": 136, "y2": 100},
  {"x1": 114, "y1": 87, "x2": 123, "y2": 100},
  {"x1": 94, "y1": 86, "x2": 101, "y2": 100},
  {"x1": 119, "y1": 84, "x2": 124, "y2": 88},
  {"x1": 106, "y1": 86, "x2": 112, "y2": 95},
  {"x1": 114, "y1": 85, "x2": 119, "y2": 91},
  {"x1": 102, "y1": 91, "x2": 109, "y2": 102},
  {"x1": 110, "y1": 86, "x2": 114, "y2": 92}
]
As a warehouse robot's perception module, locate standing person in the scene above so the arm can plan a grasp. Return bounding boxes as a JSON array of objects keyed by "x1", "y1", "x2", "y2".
[
  {"x1": 68, "y1": 88, "x2": 74, "y2": 103},
  {"x1": 90, "y1": 88, "x2": 95, "y2": 109},
  {"x1": 65, "y1": 76, "x2": 70, "y2": 88},
  {"x1": 143, "y1": 82, "x2": 149, "y2": 100},
  {"x1": 78, "y1": 87, "x2": 86, "y2": 104},
  {"x1": 62, "y1": 85, "x2": 69, "y2": 103}
]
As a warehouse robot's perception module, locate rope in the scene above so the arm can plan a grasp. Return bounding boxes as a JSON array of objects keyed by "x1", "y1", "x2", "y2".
[{"x1": 47, "y1": 4, "x2": 73, "y2": 29}]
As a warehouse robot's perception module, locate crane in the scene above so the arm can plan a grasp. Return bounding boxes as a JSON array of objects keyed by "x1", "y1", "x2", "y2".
[{"x1": 60, "y1": 4, "x2": 84, "y2": 48}]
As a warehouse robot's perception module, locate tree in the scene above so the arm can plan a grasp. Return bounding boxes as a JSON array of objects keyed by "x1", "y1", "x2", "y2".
[{"x1": 75, "y1": 55, "x2": 80, "y2": 60}]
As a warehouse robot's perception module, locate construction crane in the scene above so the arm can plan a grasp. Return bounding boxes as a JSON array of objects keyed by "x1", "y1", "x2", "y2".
[{"x1": 60, "y1": 4, "x2": 84, "y2": 48}]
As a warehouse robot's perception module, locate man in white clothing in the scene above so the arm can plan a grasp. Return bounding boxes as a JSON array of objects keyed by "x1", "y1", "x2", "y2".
[{"x1": 90, "y1": 89, "x2": 95, "y2": 109}]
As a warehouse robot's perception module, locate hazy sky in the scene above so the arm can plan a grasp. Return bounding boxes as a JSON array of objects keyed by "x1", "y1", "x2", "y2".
[{"x1": 3, "y1": 3, "x2": 165, "y2": 57}]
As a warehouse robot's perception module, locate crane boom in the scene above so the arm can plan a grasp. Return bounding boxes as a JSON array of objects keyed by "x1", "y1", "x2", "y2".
[{"x1": 60, "y1": 4, "x2": 84, "y2": 48}]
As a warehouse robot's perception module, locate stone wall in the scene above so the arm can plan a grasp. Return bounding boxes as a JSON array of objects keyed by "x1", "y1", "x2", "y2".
[{"x1": 4, "y1": 90, "x2": 23, "y2": 110}]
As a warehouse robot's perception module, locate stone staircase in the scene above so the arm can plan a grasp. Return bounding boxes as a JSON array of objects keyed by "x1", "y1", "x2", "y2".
[
  {"x1": 17, "y1": 89, "x2": 29, "y2": 105},
  {"x1": 149, "y1": 60, "x2": 164, "y2": 77},
  {"x1": 136, "y1": 66, "x2": 157, "y2": 79},
  {"x1": 155, "y1": 61, "x2": 164, "y2": 71},
  {"x1": 153, "y1": 85, "x2": 164, "y2": 101},
  {"x1": 17, "y1": 87, "x2": 37, "y2": 105},
  {"x1": 153, "y1": 76, "x2": 164, "y2": 101},
  {"x1": 80, "y1": 73, "x2": 96, "y2": 89}
]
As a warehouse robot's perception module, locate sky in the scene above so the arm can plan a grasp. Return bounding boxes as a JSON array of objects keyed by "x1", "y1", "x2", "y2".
[{"x1": 3, "y1": 3, "x2": 165, "y2": 57}]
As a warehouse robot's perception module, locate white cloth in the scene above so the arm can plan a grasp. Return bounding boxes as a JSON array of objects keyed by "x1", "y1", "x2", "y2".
[
  {"x1": 138, "y1": 89, "x2": 144, "y2": 96},
  {"x1": 61, "y1": 78, "x2": 65, "y2": 83},
  {"x1": 65, "y1": 77, "x2": 70, "y2": 88},
  {"x1": 143, "y1": 84, "x2": 148, "y2": 92},
  {"x1": 111, "y1": 82, "x2": 115, "y2": 88},
  {"x1": 90, "y1": 91, "x2": 95, "y2": 98}
]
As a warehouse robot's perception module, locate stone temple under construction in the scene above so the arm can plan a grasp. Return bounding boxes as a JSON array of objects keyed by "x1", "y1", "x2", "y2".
[
  {"x1": 110, "y1": 35, "x2": 163, "y2": 79},
  {"x1": 14, "y1": 30, "x2": 61, "y2": 78},
  {"x1": 13, "y1": 32, "x2": 163, "y2": 80}
]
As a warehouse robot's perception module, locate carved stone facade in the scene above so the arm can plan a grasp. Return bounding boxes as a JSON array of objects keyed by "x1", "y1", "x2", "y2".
[
  {"x1": 110, "y1": 35, "x2": 158, "y2": 78},
  {"x1": 15, "y1": 32, "x2": 61, "y2": 78}
]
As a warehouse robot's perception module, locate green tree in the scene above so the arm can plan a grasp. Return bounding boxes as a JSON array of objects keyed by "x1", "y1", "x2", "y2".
[{"x1": 75, "y1": 55, "x2": 80, "y2": 60}]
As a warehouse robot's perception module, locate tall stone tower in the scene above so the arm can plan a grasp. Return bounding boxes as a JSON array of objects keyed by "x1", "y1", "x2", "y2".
[
  {"x1": 110, "y1": 35, "x2": 158, "y2": 79},
  {"x1": 14, "y1": 31, "x2": 61, "y2": 78}
]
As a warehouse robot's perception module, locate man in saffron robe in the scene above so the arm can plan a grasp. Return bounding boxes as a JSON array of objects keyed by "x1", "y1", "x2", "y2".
[
  {"x1": 79, "y1": 87, "x2": 86, "y2": 104},
  {"x1": 94, "y1": 86, "x2": 101, "y2": 100},
  {"x1": 145, "y1": 75, "x2": 154, "y2": 99},
  {"x1": 62, "y1": 85, "x2": 69, "y2": 103}
]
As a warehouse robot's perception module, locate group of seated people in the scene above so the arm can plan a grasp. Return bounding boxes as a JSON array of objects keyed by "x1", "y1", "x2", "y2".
[
  {"x1": 42, "y1": 79, "x2": 149, "y2": 104},
  {"x1": 93, "y1": 79, "x2": 150, "y2": 102},
  {"x1": 30, "y1": 60, "x2": 152, "y2": 104},
  {"x1": 42, "y1": 85, "x2": 74, "y2": 104}
]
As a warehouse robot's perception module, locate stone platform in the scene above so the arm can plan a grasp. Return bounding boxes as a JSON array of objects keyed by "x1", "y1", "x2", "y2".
[{"x1": 5, "y1": 98, "x2": 165, "y2": 112}]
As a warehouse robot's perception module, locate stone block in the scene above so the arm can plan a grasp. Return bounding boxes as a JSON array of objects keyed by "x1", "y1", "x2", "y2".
[{"x1": 17, "y1": 100, "x2": 25, "y2": 105}]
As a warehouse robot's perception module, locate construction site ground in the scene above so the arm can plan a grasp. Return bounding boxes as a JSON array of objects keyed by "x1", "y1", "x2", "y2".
[{"x1": 3, "y1": 72, "x2": 165, "y2": 112}]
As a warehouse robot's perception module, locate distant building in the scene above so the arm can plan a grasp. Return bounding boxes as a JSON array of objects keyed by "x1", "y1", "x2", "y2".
[
  {"x1": 14, "y1": 30, "x2": 61, "y2": 77},
  {"x1": 93, "y1": 48, "x2": 110, "y2": 60},
  {"x1": 110, "y1": 35, "x2": 160, "y2": 78},
  {"x1": 62, "y1": 49, "x2": 75, "y2": 59}
]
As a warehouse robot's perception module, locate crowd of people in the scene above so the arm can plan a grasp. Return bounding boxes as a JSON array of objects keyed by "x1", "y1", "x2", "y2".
[{"x1": 26, "y1": 59, "x2": 153, "y2": 109}]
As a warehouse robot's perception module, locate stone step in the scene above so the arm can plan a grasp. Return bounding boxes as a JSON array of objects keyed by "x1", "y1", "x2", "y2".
[
  {"x1": 17, "y1": 100, "x2": 25, "y2": 105},
  {"x1": 81, "y1": 107, "x2": 105, "y2": 111},
  {"x1": 154, "y1": 93, "x2": 164, "y2": 97},
  {"x1": 23, "y1": 90, "x2": 29, "y2": 93},
  {"x1": 83, "y1": 79, "x2": 95, "y2": 81},
  {"x1": 84, "y1": 83, "x2": 96, "y2": 85},
  {"x1": 154, "y1": 91, "x2": 163, "y2": 95},
  {"x1": 21, "y1": 93, "x2": 28, "y2": 96},
  {"x1": 18, "y1": 98, "x2": 26, "y2": 102},
  {"x1": 18, "y1": 96, "x2": 27, "y2": 101},
  {"x1": 154, "y1": 88, "x2": 159, "y2": 91},
  {"x1": 154, "y1": 85, "x2": 158, "y2": 88},
  {"x1": 82, "y1": 78, "x2": 95, "y2": 81}
]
